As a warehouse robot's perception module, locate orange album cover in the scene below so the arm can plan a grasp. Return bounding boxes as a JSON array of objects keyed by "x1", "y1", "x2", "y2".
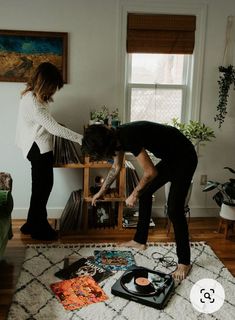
[{"x1": 50, "y1": 275, "x2": 108, "y2": 310}]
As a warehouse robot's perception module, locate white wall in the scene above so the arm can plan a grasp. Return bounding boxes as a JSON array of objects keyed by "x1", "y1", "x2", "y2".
[{"x1": 0, "y1": 0, "x2": 234, "y2": 219}]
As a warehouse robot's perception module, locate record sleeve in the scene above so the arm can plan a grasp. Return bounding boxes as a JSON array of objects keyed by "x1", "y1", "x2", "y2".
[
  {"x1": 55, "y1": 256, "x2": 113, "y2": 282},
  {"x1": 94, "y1": 250, "x2": 135, "y2": 272},
  {"x1": 50, "y1": 275, "x2": 108, "y2": 310}
]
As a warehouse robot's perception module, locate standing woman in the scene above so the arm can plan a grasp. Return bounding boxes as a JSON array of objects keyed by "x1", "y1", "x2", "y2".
[{"x1": 16, "y1": 62, "x2": 83, "y2": 240}]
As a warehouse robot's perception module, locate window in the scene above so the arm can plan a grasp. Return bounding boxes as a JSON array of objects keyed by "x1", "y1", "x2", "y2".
[
  {"x1": 120, "y1": 6, "x2": 206, "y2": 125},
  {"x1": 123, "y1": 12, "x2": 198, "y2": 124},
  {"x1": 127, "y1": 53, "x2": 191, "y2": 124}
]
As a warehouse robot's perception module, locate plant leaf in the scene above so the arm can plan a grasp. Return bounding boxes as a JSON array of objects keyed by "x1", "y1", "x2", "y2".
[
  {"x1": 224, "y1": 167, "x2": 235, "y2": 174},
  {"x1": 202, "y1": 181, "x2": 219, "y2": 192}
]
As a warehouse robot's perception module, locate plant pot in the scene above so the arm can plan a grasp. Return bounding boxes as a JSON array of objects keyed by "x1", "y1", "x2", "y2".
[
  {"x1": 219, "y1": 202, "x2": 235, "y2": 220},
  {"x1": 111, "y1": 119, "x2": 120, "y2": 128}
]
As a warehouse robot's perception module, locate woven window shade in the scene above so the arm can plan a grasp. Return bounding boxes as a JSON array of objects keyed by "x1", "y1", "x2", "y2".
[{"x1": 127, "y1": 13, "x2": 196, "y2": 54}]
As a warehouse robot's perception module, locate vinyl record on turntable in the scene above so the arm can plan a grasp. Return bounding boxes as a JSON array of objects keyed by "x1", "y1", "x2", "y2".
[{"x1": 111, "y1": 265, "x2": 175, "y2": 309}]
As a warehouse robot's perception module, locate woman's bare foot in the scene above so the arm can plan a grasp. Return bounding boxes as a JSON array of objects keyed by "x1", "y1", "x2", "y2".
[
  {"x1": 171, "y1": 264, "x2": 192, "y2": 281},
  {"x1": 116, "y1": 240, "x2": 147, "y2": 250}
]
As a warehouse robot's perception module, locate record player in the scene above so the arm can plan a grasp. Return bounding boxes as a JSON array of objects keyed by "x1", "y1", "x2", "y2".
[{"x1": 111, "y1": 265, "x2": 175, "y2": 309}]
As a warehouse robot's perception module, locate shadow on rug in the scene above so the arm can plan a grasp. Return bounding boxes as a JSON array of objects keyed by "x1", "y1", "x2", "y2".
[{"x1": 7, "y1": 242, "x2": 235, "y2": 320}]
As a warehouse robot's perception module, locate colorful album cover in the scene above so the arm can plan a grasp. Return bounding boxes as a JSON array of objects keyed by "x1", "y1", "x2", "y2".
[
  {"x1": 94, "y1": 250, "x2": 136, "y2": 271},
  {"x1": 54, "y1": 256, "x2": 113, "y2": 282},
  {"x1": 50, "y1": 275, "x2": 108, "y2": 311}
]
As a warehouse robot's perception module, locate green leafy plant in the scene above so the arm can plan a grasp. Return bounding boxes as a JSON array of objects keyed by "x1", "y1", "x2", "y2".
[
  {"x1": 90, "y1": 106, "x2": 119, "y2": 123},
  {"x1": 90, "y1": 106, "x2": 109, "y2": 122},
  {"x1": 148, "y1": 119, "x2": 215, "y2": 164},
  {"x1": 109, "y1": 108, "x2": 119, "y2": 120},
  {"x1": 215, "y1": 65, "x2": 235, "y2": 128},
  {"x1": 171, "y1": 118, "x2": 216, "y2": 147},
  {"x1": 203, "y1": 167, "x2": 235, "y2": 206}
]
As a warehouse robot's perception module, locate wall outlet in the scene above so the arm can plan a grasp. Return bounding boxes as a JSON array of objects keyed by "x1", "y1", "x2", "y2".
[{"x1": 200, "y1": 174, "x2": 208, "y2": 185}]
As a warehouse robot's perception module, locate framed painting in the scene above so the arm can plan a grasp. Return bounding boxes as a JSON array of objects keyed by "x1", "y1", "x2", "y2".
[{"x1": 0, "y1": 30, "x2": 68, "y2": 83}]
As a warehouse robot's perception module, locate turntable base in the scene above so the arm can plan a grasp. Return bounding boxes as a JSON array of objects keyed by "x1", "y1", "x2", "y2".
[{"x1": 111, "y1": 265, "x2": 175, "y2": 309}]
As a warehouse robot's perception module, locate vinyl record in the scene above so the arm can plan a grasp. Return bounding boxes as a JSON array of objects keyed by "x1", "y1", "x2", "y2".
[{"x1": 120, "y1": 268, "x2": 170, "y2": 297}]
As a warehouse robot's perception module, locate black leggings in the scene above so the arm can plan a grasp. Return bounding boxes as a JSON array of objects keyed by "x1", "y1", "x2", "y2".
[
  {"x1": 26, "y1": 143, "x2": 54, "y2": 229},
  {"x1": 134, "y1": 154, "x2": 198, "y2": 265}
]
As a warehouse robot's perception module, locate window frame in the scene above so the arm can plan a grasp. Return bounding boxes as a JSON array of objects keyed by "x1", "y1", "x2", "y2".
[
  {"x1": 126, "y1": 53, "x2": 192, "y2": 123},
  {"x1": 118, "y1": 1, "x2": 207, "y2": 124}
]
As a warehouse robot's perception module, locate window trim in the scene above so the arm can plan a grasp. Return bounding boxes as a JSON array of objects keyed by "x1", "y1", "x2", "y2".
[
  {"x1": 127, "y1": 53, "x2": 191, "y2": 123},
  {"x1": 118, "y1": 1, "x2": 207, "y2": 124}
]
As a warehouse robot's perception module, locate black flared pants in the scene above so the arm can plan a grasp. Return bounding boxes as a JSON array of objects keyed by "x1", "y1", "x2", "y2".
[
  {"x1": 26, "y1": 142, "x2": 54, "y2": 230},
  {"x1": 134, "y1": 151, "x2": 198, "y2": 265}
]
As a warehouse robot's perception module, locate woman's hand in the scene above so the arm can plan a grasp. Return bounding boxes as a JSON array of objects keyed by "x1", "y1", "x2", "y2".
[{"x1": 125, "y1": 193, "x2": 138, "y2": 208}]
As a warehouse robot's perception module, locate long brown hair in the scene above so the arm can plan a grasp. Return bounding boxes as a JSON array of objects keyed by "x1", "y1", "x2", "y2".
[{"x1": 21, "y1": 62, "x2": 64, "y2": 105}]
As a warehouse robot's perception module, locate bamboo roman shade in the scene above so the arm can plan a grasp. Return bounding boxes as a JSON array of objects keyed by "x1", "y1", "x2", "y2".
[{"x1": 127, "y1": 13, "x2": 196, "y2": 54}]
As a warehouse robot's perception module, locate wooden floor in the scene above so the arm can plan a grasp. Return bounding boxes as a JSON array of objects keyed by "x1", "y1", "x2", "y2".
[{"x1": 0, "y1": 217, "x2": 235, "y2": 320}]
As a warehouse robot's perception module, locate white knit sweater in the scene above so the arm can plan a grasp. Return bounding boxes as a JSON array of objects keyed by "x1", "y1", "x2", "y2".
[{"x1": 15, "y1": 92, "x2": 83, "y2": 158}]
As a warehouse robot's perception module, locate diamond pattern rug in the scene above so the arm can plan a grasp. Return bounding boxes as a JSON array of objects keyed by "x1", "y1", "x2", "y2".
[{"x1": 7, "y1": 242, "x2": 235, "y2": 320}]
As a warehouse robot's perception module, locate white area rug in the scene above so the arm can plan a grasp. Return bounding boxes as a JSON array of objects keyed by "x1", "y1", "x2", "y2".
[{"x1": 7, "y1": 242, "x2": 235, "y2": 320}]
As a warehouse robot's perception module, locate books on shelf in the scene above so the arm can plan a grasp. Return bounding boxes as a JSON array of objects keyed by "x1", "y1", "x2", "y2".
[
  {"x1": 50, "y1": 275, "x2": 108, "y2": 311},
  {"x1": 123, "y1": 217, "x2": 156, "y2": 228},
  {"x1": 122, "y1": 207, "x2": 156, "y2": 228},
  {"x1": 94, "y1": 250, "x2": 136, "y2": 272}
]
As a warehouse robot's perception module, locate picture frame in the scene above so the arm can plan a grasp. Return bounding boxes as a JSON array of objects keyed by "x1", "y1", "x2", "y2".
[
  {"x1": 88, "y1": 202, "x2": 115, "y2": 228},
  {"x1": 0, "y1": 29, "x2": 68, "y2": 83}
]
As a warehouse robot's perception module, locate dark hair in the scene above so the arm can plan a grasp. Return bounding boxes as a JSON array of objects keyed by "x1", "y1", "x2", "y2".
[
  {"x1": 81, "y1": 124, "x2": 117, "y2": 160},
  {"x1": 22, "y1": 62, "x2": 64, "y2": 104}
]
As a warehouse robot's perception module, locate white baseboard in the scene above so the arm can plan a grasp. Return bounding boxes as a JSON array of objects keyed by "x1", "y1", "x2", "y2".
[
  {"x1": 12, "y1": 208, "x2": 64, "y2": 219},
  {"x1": 151, "y1": 206, "x2": 220, "y2": 217},
  {"x1": 12, "y1": 206, "x2": 220, "y2": 220}
]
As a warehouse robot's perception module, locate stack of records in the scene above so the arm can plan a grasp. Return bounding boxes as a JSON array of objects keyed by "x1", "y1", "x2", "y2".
[
  {"x1": 53, "y1": 128, "x2": 83, "y2": 165},
  {"x1": 122, "y1": 208, "x2": 155, "y2": 228},
  {"x1": 125, "y1": 160, "x2": 140, "y2": 197},
  {"x1": 60, "y1": 189, "x2": 83, "y2": 234}
]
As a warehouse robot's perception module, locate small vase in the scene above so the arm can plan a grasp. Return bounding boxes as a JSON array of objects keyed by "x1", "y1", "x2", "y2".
[
  {"x1": 111, "y1": 119, "x2": 121, "y2": 128},
  {"x1": 220, "y1": 202, "x2": 235, "y2": 220},
  {"x1": 89, "y1": 120, "x2": 95, "y2": 125}
]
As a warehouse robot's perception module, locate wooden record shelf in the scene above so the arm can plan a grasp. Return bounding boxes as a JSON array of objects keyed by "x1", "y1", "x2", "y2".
[
  {"x1": 54, "y1": 161, "x2": 113, "y2": 169},
  {"x1": 55, "y1": 156, "x2": 126, "y2": 235},
  {"x1": 84, "y1": 187, "x2": 125, "y2": 202},
  {"x1": 82, "y1": 156, "x2": 125, "y2": 233}
]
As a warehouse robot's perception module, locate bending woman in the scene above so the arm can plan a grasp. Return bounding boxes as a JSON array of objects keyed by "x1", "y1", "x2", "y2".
[{"x1": 81, "y1": 121, "x2": 197, "y2": 280}]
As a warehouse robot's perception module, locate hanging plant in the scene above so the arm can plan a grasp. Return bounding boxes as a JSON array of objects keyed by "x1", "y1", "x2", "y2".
[{"x1": 215, "y1": 65, "x2": 235, "y2": 128}]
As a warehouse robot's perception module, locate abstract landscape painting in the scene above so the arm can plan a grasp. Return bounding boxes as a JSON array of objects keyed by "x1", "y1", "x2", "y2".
[{"x1": 0, "y1": 30, "x2": 68, "y2": 83}]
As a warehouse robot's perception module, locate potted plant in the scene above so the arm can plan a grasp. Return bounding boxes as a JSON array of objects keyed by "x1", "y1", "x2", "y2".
[
  {"x1": 203, "y1": 167, "x2": 235, "y2": 237},
  {"x1": 171, "y1": 118, "x2": 216, "y2": 147},
  {"x1": 90, "y1": 106, "x2": 120, "y2": 127},
  {"x1": 90, "y1": 106, "x2": 109, "y2": 124},
  {"x1": 214, "y1": 65, "x2": 235, "y2": 128},
  {"x1": 148, "y1": 119, "x2": 215, "y2": 163},
  {"x1": 202, "y1": 167, "x2": 235, "y2": 206},
  {"x1": 109, "y1": 108, "x2": 120, "y2": 128}
]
